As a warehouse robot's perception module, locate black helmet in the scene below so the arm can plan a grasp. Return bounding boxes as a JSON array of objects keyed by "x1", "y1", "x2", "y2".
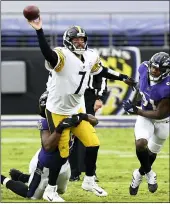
[
  {"x1": 148, "y1": 52, "x2": 170, "y2": 82},
  {"x1": 63, "y1": 25, "x2": 88, "y2": 55}
]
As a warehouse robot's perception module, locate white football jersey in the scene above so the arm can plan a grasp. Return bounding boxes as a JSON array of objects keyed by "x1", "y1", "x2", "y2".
[
  {"x1": 46, "y1": 72, "x2": 53, "y2": 91},
  {"x1": 45, "y1": 47, "x2": 102, "y2": 115}
]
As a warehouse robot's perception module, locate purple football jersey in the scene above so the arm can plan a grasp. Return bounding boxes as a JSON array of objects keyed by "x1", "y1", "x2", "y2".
[{"x1": 138, "y1": 61, "x2": 170, "y2": 111}]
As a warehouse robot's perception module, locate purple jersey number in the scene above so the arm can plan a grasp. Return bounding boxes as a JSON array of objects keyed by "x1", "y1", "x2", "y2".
[{"x1": 138, "y1": 62, "x2": 170, "y2": 111}]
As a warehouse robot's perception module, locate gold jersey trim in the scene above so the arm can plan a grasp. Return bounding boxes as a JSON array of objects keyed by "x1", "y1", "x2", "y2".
[
  {"x1": 91, "y1": 57, "x2": 101, "y2": 73},
  {"x1": 53, "y1": 48, "x2": 65, "y2": 72}
]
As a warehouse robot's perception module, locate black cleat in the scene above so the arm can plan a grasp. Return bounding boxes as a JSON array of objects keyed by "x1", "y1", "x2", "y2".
[
  {"x1": 148, "y1": 183, "x2": 158, "y2": 193},
  {"x1": 129, "y1": 169, "x2": 143, "y2": 195},
  {"x1": 145, "y1": 170, "x2": 158, "y2": 193},
  {"x1": 129, "y1": 185, "x2": 139, "y2": 195},
  {"x1": 9, "y1": 168, "x2": 23, "y2": 181},
  {"x1": 69, "y1": 175, "x2": 80, "y2": 182}
]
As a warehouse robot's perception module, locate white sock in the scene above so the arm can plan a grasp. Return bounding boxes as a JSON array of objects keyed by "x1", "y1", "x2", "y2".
[
  {"x1": 146, "y1": 169, "x2": 153, "y2": 175},
  {"x1": 47, "y1": 184, "x2": 58, "y2": 191},
  {"x1": 84, "y1": 175, "x2": 94, "y2": 181},
  {"x1": 85, "y1": 175, "x2": 94, "y2": 178},
  {"x1": 3, "y1": 178, "x2": 10, "y2": 187}
]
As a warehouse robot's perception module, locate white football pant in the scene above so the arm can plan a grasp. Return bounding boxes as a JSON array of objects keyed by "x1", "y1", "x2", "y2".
[
  {"x1": 28, "y1": 149, "x2": 71, "y2": 199},
  {"x1": 135, "y1": 116, "x2": 169, "y2": 153}
]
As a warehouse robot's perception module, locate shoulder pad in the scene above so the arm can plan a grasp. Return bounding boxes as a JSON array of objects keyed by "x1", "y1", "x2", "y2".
[{"x1": 142, "y1": 61, "x2": 149, "y2": 67}]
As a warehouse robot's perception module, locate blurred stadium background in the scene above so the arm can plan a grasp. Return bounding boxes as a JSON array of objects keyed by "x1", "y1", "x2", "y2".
[
  {"x1": 1, "y1": 1, "x2": 169, "y2": 120},
  {"x1": 1, "y1": 1, "x2": 169, "y2": 202}
]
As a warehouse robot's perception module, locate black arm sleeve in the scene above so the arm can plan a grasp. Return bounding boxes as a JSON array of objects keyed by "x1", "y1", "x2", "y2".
[
  {"x1": 97, "y1": 66, "x2": 128, "y2": 81},
  {"x1": 36, "y1": 28, "x2": 58, "y2": 68}
]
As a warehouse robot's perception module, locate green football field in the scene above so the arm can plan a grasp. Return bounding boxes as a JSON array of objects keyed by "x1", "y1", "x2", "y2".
[{"x1": 1, "y1": 128, "x2": 169, "y2": 202}]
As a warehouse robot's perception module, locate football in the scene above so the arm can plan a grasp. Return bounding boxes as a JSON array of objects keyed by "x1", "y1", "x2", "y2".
[{"x1": 23, "y1": 5, "x2": 40, "y2": 21}]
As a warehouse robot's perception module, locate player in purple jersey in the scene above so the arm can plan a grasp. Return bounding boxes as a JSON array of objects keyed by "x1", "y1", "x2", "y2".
[
  {"x1": 2, "y1": 91, "x2": 98, "y2": 202},
  {"x1": 1, "y1": 115, "x2": 83, "y2": 201},
  {"x1": 123, "y1": 52, "x2": 170, "y2": 195}
]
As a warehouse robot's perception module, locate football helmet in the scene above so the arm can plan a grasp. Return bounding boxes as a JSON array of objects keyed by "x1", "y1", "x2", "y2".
[
  {"x1": 63, "y1": 25, "x2": 87, "y2": 55},
  {"x1": 148, "y1": 52, "x2": 170, "y2": 82}
]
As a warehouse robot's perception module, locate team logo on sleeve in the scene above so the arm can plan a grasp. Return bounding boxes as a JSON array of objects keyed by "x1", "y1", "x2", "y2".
[
  {"x1": 94, "y1": 47, "x2": 141, "y2": 115},
  {"x1": 37, "y1": 120, "x2": 43, "y2": 130}
]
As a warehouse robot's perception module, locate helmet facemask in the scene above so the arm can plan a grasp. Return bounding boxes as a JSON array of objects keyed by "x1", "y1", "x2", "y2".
[
  {"x1": 148, "y1": 53, "x2": 170, "y2": 82},
  {"x1": 149, "y1": 63, "x2": 162, "y2": 82},
  {"x1": 72, "y1": 35, "x2": 87, "y2": 55},
  {"x1": 63, "y1": 26, "x2": 88, "y2": 55}
]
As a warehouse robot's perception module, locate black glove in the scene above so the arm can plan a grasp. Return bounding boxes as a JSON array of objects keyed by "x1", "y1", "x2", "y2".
[
  {"x1": 122, "y1": 100, "x2": 138, "y2": 115},
  {"x1": 120, "y1": 74, "x2": 137, "y2": 91},
  {"x1": 74, "y1": 113, "x2": 88, "y2": 121},
  {"x1": 39, "y1": 91, "x2": 49, "y2": 118},
  {"x1": 39, "y1": 91, "x2": 48, "y2": 106},
  {"x1": 74, "y1": 113, "x2": 98, "y2": 126},
  {"x1": 55, "y1": 115, "x2": 82, "y2": 134}
]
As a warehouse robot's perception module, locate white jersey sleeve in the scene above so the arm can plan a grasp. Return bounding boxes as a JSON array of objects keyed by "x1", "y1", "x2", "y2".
[
  {"x1": 45, "y1": 47, "x2": 66, "y2": 72},
  {"x1": 46, "y1": 73, "x2": 52, "y2": 91},
  {"x1": 90, "y1": 51, "x2": 103, "y2": 75}
]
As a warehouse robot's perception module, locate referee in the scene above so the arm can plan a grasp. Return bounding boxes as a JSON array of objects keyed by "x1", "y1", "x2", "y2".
[{"x1": 69, "y1": 73, "x2": 108, "y2": 182}]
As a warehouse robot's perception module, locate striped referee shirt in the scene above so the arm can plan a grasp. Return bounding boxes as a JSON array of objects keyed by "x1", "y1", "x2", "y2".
[{"x1": 86, "y1": 74, "x2": 107, "y2": 102}]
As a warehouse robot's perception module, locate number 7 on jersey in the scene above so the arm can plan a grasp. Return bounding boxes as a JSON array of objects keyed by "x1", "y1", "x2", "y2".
[{"x1": 74, "y1": 71, "x2": 86, "y2": 94}]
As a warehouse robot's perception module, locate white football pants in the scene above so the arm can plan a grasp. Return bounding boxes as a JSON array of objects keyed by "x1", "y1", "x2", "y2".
[
  {"x1": 135, "y1": 116, "x2": 169, "y2": 153},
  {"x1": 28, "y1": 149, "x2": 71, "y2": 199}
]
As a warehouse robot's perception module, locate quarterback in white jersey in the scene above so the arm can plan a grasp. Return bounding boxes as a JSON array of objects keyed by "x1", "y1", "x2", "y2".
[
  {"x1": 45, "y1": 64, "x2": 86, "y2": 114},
  {"x1": 45, "y1": 46, "x2": 100, "y2": 115},
  {"x1": 28, "y1": 17, "x2": 136, "y2": 202}
]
